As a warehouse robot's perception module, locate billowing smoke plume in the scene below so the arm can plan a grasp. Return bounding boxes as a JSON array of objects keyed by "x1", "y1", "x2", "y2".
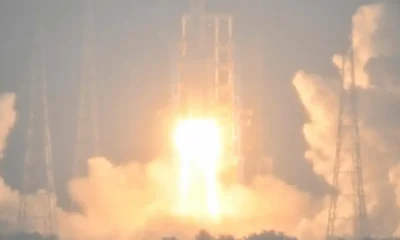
[
  {"x1": 0, "y1": 93, "x2": 59, "y2": 235},
  {"x1": 0, "y1": 93, "x2": 19, "y2": 231},
  {"x1": 0, "y1": 93, "x2": 17, "y2": 157},
  {"x1": 0, "y1": 1, "x2": 388, "y2": 240},
  {"x1": 293, "y1": 1, "x2": 400, "y2": 239},
  {"x1": 58, "y1": 155, "x2": 314, "y2": 240},
  {"x1": 55, "y1": 2, "x2": 400, "y2": 240}
]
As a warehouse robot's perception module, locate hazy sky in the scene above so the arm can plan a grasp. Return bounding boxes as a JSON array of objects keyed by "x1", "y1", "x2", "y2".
[{"x1": 0, "y1": 0, "x2": 381, "y2": 207}]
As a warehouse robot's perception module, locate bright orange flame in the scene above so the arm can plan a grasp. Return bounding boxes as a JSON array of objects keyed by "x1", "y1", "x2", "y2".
[{"x1": 173, "y1": 118, "x2": 222, "y2": 220}]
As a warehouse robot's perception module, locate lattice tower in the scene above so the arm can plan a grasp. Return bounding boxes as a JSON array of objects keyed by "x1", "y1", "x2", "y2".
[
  {"x1": 326, "y1": 28, "x2": 368, "y2": 240},
  {"x1": 17, "y1": 16, "x2": 58, "y2": 236}
]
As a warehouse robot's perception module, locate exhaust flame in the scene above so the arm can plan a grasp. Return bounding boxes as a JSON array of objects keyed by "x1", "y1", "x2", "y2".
[{"x1": 173, "y1": 118, "x2": 222, "y2": 220}]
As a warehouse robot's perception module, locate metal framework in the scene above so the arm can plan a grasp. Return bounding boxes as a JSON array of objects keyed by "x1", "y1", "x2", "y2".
[
  {"x1": 178, "y1": 2, "x2": 235, "y2": 114},
  {"x1": 17, "y1": 20, "x2": 57, "y2": 236},
  {"x1": 176, "y1": 0, "x2": 250, "y2": 180},
  {"x1": 71, "y1": 0, "x2": 100, "y2": 208},
  {"x1": 326, "y1": 30, "x2": 368, "y2": 240}
]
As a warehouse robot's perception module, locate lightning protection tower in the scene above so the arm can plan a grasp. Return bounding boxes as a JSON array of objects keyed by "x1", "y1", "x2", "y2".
[
  {"x1": 326, "y1": 28, "x2": 368, "y2": 240},
  {"x1": 72, "y1": 0, "x2": 100, "y2": 186},
  {"x1": 17, "y1": 17, "x2": 58, "y2": 236}
]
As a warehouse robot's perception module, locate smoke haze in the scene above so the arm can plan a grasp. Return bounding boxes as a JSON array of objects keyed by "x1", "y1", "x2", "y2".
[
  {"x1": 293, "y1": 1, "x2": 400, "y2": 238},
  {"x1": 46, "y1": 2, "x2": 400, "y2": 240},
  {"x1": 1, "y1": 1, "x2": 400, "y2": 240}
]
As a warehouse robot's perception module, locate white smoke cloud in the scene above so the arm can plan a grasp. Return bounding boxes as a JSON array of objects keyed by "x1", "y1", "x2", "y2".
[
  {"x1": 0, "y1": 93, "x2": 17, "y2": 158},
  {"x1": 293, "y1": 1, "x2": 400, "y2": 238},
  {"x1": 0, "y1": 2, "x2": 397, "y2": 240},
  {"x1": 0, "y1": 93, "x2": 19, "y2": 232},
  {"x1": 57, "y1": 2, "x2": 400, "y2": 240},
  {"x1": 0, "y1": 93, "x2": 61, "y2": 235},
  {"x1": 57, "y1": 155, "x2": 315, "y2": 240}
]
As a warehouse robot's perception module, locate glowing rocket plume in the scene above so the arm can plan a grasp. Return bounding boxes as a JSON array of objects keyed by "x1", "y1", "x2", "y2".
[{"x1": 173, "y1": 118, "x2": 222, "y2": 220}]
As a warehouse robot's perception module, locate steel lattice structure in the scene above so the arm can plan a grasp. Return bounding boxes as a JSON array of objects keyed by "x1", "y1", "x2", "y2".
[
  {"x1": 326, "y1": 29, "x2": 368, "y2": 240},
  {"x1": 175, "y1": 0, "x2": 253, "y2": 182},
  {"x1": 73, "y1": 0, "x2": 100, "y2": 176},
  {"x1": 70, "y1": 0, "x2": 100, "y2": 209},
  {"x1": 17, "y1": 14, "x2": 58, "y2": 236}
]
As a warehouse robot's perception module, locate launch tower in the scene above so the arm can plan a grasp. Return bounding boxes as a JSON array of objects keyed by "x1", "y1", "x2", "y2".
[{"x1": 175, "y1": 0, "x2": 250, "y2": 178}]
